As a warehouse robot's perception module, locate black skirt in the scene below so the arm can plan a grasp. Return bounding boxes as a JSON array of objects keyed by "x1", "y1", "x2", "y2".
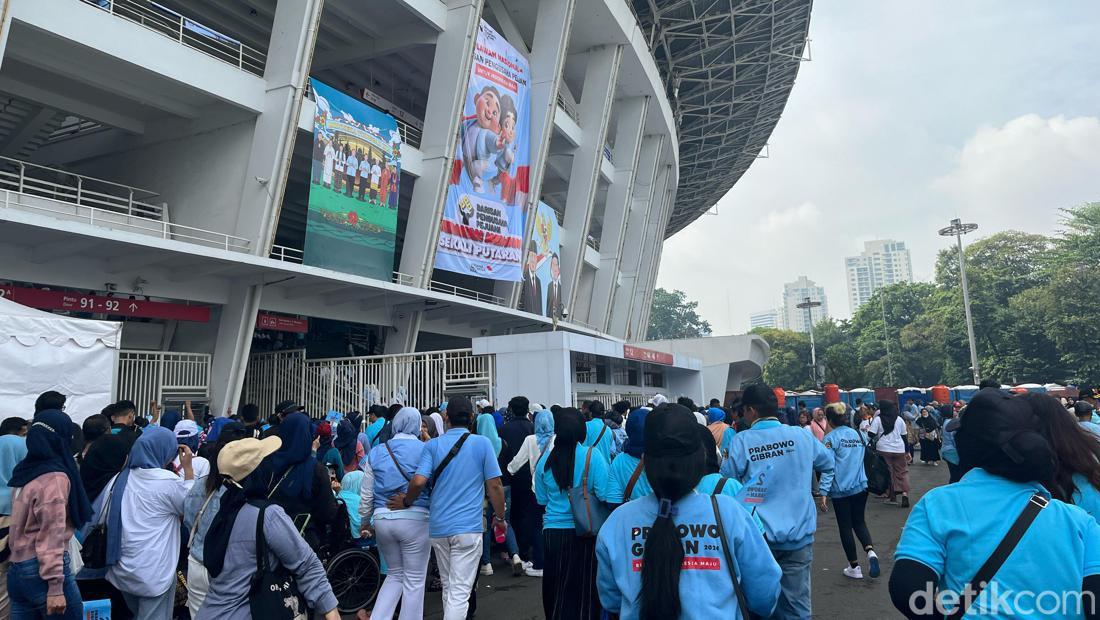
[{"x1": 543, "y1": 528, "x2": 601, "y2": 619}]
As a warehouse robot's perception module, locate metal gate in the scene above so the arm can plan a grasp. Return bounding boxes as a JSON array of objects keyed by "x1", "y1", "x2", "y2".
[{"x1": 116, "y1": 350, "x2": 211, "y2": 407}]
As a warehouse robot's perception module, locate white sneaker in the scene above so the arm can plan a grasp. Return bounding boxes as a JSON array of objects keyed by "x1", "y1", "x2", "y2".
[
  {"x1": 479, "y1": 563, "x2": 494, "y2": 576},
  {"x1": 843, "y1": 565, "x2": 864, "y2": 579},
  {"x1": 511, "y1": 554, "x2": 524, "y2": 576},
  {"x1": 524, "y1": 567, "x2": 544, "y2": 577}
]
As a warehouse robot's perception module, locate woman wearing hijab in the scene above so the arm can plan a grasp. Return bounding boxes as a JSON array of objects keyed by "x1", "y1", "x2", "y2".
[
  {"x1": 0, "y1": 434, "x2": 27, "y2": 617},
  {"x1": 606, "y1": 408, "x2": 652, "y2": 506},
  {"x1": 103, "y1": 425, "x2": 194, "y2": 619},
  {"x1": 595, "y1": 405, "x2": 781, "y2": 619},
  {"x1": 890, "y1": 389, "x2": 1100, "y2": 618},
  {"x1": 867, "y1": 400, "x2": 910, "y2": 507},
  {"x1": 337, "y1": 470, "x2": 366, "y2": 540},
  {"x1": 1025, "y1": 393, "x2": 1100, "y2": 524},
  {"x1": 535, "y1": 408, "x2": 610, "y2": 619},
  {"x1": 359, "y1": 407, "x2": 432, "y2": 620},
  {"x1": 916, "y1": 408, "x2": 941, "y2": 465},
  {"x1": 428, "y1": 412, "x2": 445, "y2": 439},
  {"x1": 7, "y1": 410, "x2": 91, "y2": 619},
  {"x1": 810, "y1": 407, "x2": 828, "y2": 442},
  {"x1": 183, "y1": 421, "x2": 249, "y2": 618},
  {"x1": 267, "y1": 412, "x2": 339, "y2": 549},
  {"x1": 334, "y1": 418, "x2": 365, "y2": 478},
  {"x1": 705, "y1": 407, "x2": 736, "y2": 459},
  {"x1": 197, "y1": 438, "x2": 339, "y2": 620},
  {"x1": 476, "y1": 412, "x2": 522, "y2": 576}
]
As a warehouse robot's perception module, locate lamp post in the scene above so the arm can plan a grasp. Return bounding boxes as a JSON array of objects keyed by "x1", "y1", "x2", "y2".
[
  {"x1": 938, "y1": 218, "x2": 980, "y2": 385},
  {"x1": 797, "y1": 296, "x2": 823, "y2": 387}
]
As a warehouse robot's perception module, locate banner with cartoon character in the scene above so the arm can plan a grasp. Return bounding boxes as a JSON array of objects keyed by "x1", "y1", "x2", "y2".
[
  {"x1": 303, "y1": 78, "x2": 401, "y2": 280},
  {"x1": 434, "y1": 20, "x2": 530, "y2": 282},
  {"x1": 521, "y1": 202, "x2": 562, "y2": 318}
]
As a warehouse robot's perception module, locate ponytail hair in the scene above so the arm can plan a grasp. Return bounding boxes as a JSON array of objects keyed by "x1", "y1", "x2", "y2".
[{"x1": 638, "y1": 404, "x2": 705, "y2": 620}]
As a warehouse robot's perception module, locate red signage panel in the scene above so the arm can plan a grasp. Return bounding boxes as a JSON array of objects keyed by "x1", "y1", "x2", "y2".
[
  {"x1": 623, "y1": 345, "x2": 674, "y2": 366},
  {"x1": 0, "y1": 285, "x2": 210, "y2": 322},
  {"x1": 256, "y1": 312, "x2": 309, "y2": 333}
]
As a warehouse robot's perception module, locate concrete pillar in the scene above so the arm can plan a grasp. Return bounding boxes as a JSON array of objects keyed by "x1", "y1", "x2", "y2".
[
  {"x1": 0, "y1": 0, "x2": 13, "y2": 69},
  {"x1": 208, "y1": 279, "x2": 263, "y2": 414},
  {"x1": 386, "y1": 0, "x2": 483, "y2": 354},
  {"x1": 236, "y1": 0, "x2": 324, "y2": 254},
  {"x1": 494, "y1": 0, "x2": 577, "y2": 306},
  {"x1": 608, "y1": 146, "x2": 666, "y2": 337},
  {"x1": 629, "y1": 177, "x2": 674, "y2": 340},
  {"x1": 558, "y1": 45, "x2": 622, "y2": 317},
  {"x1": 586, "y1": 96, "x2": 649, "y2": 330}
]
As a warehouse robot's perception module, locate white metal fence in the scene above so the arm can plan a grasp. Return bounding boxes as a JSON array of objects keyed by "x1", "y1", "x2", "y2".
[
  {"x1": 116, "y1": 350, "x2": 212, "y2": 407},
  {"x1": 242, "y1": 349, "x2": 494, "y2": 417}
]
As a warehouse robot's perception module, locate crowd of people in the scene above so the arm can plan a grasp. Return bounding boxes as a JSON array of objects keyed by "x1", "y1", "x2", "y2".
[{"x1": 2, "y1": 377, "x2": 1100, "y2": 619}]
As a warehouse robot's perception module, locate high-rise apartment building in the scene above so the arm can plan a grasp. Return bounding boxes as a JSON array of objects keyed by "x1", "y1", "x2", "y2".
[
  {"x1": 845, "y1": 239, "x2": 913, "y2": 311},
  {"x1": 749, "y1": 308, "x2": 782, "y2": 330},
  {"x1": 782, "y1": 276, "x2": 828, "y2": 333}
]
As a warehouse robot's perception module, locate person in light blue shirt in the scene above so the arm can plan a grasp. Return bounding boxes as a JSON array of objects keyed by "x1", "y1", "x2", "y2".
[
  {"x1": 1074, "y1": 401, "x2": 1100, "y2": 440},
  {"x1": 695, "y1": 423, "x2": 765, "y2": 534},
  {"x1": 384, "y1": 399, "x2": 505, "y2": 620},
  {"x1": 721, "y1": 384, "x2": 834, "y2": 620},
  {"x1": 582, "y1": 400, "x2": 615, "y2": 462},
  {"x1": 605, "y1": 408, "x2": 651, "y2": 504},
  {"x1": 596, "y1": 404, "x2": 781, "y2": 620},
  {"x1": 821, "y1": 403, "x2": 879, "y2": 580},
  {"x1": 364, "y1": 405, "x2": 387, "y2": 448},
  {"x1": 890, "y1": 388, "x2": 1100, "y2": 619},
  {"x1": 535, "y1": 408, "x2": 610, "y2": 619}
]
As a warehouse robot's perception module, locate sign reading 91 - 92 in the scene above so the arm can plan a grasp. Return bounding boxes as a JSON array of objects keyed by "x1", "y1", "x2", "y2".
[
  {"x1": 433, "y1": 20, "x2": 530, "y2": 282},
  {"x1": 0, "y1": 285, "x2": 210, "y2": 322}
]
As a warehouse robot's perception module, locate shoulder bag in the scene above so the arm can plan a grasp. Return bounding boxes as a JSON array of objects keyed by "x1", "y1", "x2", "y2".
[
  {"x1": 568, "y1": 447, "x2": 610, "y2": 537},
  {"x1": 946, "y1": 493, "x2": 1048, "y2": 620},
  {"x1": 710, "y1": 494, "x2": 751, "y2": 619},
  {"x1": 385, "y1": 441, "x2": 411, "y2": 482},
  {"x1": 250, "y1": 502, "x2": 309, "y2": 620},
  {"x1": 429, "y1": 432, "x2": 470, "y2": 489},
  {"x1": 712, "y1": 477, "x2": 729, "y2": 496},
  {"x1": 622, "y1": 457, "x2": 645, "y2": 501},
  {"x1": 80, "y1": 478, "x2": 118, "y2": 570}
]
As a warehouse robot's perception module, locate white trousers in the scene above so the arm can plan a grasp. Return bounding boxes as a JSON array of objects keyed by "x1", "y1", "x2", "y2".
[
  {"x1": 371, "y1": 519, "x2": 431, "y2": 620},
  {"x1": 430, "y1": 533, "x2": 482, "y2": 620}
]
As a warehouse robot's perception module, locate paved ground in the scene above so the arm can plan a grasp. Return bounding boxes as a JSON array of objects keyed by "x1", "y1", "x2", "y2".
[{"x1": 415, "y1": 459, "x2": 947, "y2": 619}]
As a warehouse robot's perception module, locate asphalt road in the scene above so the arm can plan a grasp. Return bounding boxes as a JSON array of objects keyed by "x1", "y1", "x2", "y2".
[{"x1": 414, "y1": 458, "x2": 947, "y2": 619}]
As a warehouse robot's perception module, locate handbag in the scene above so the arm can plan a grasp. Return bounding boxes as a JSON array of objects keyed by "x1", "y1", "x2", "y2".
[
  {"x1": 622, "y1": 457, "x2": 645, "y2": 502},
  {"x1": 710, "y1": 494, "x2": 752, "y2": 619},
  {"x1": 568, "y1": 447, "x2": 610, "y2": 537},
  {"x1": 250, "y1": 502, "x2": 309, "y2": 620},
  {"x1": 81, "y1": 478, "x2": 118, "y2": 570}
]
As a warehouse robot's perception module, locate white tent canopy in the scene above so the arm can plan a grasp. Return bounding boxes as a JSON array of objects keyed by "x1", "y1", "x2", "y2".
[{"x1": 0, "y1": 296, "x2": 122, "y2": 422}]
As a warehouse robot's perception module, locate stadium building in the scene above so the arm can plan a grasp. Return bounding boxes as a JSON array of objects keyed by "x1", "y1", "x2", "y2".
[{"x1": 0, "y1": 0, "x2": 810, "y2": 417}]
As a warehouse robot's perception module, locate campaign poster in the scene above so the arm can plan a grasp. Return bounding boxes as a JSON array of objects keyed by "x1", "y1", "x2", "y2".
[
  {"x1": 303, "y1": 78, "x2": 401, "y2": 280},
  {"x1": 434, "y1": 20, "x2": 531, "y2": 282},
  {"x1": 521, "y1": 202, "x2": 562, "y2": 318}
]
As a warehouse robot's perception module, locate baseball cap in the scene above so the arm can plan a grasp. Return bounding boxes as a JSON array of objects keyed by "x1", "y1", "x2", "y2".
[
  {"x1": 646, "y1": 404, "x2": 703, "y2": 458},
  {"x1": 217, "y1": 436, "x2": 282, "y2": 483},
  {"x1": 476, "y1": 399, "x2": 492, "y2": 409},
  {"x1": 1080, "y1": 387, "x2": 1097, "y2": 400},
  {"x1": 174, "y1": 419, "x2": 201, "y2": 439}
]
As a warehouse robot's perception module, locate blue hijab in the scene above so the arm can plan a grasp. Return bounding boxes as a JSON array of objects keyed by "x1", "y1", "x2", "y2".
[
  {"x1": 477, "y1": 413, "x2": 502, "y2": 457},
  {"x1": 8, "y1": 410, "x2": 92, "y2": 528},
  {"x1": 534, "y1": 410, "x2": 554, "y2": 452},
  {"x1": 106, "y1": 425, "x2": 178, "y2": 566},
  {"x1": 269, "y1": 412, "x2": 316, "y2": 499},
  {"x1": 0, "y1": 435, "x2": 27, "y2": 515},
  {"x1": 624, "y1": 408, "x2": 650, "y2": 459},
  {"x1": 205, "y1": 417, "x2": 233, "y2": 444},
  {"x1": 159, "y1": 410, "x2": 182, "y2": 431},
  {"x1": 707, "y1": 407, "x2": 726, "y2": 424}
]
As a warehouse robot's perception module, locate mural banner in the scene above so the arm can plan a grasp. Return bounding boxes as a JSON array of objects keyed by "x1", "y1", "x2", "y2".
[
  {"x1": 521, "y1": 202, "x2": 562, "y2": 318},
  {"x1": 434, "y1": 20, "x2": 530, "y2": 282},
  {"x1": 304, "y1": 78, "x2": 401, "y2": 280}
]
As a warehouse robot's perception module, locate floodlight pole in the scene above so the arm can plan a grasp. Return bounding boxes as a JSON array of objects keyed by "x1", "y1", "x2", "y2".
[
  {"x1": 939, "y1": 218, "x2": 980, "y2": 385},
  {"x1": 797, "y1": 296, "x2": 823, "y2": 387}
]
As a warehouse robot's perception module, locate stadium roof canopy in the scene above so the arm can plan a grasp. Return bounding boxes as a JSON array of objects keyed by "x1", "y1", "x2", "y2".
[{"x1": 630, "y1": 0, "x2": 813, "y2": 237}]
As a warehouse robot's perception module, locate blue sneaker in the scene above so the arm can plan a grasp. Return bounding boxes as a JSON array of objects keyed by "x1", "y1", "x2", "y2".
[{"x1": 868, "y1": 550, "x2": 880, "y2": 578}]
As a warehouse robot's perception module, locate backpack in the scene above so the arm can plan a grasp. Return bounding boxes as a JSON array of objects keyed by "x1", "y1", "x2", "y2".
[{"x1": 861, "y1": 431, "x2": 891, "y2": 496}]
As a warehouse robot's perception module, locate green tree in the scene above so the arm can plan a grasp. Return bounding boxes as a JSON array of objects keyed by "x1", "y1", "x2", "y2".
[
  {"x1": 646, "y1": 288, "x2": 712, "y2": 340},
  {"x1": 752, "y1": 327, "x2": 812, "y2": 390}
]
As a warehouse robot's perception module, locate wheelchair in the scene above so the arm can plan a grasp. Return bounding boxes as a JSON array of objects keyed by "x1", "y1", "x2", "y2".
[{"x1": 307, "y1": 500, "x2": 383, "y2": 614}]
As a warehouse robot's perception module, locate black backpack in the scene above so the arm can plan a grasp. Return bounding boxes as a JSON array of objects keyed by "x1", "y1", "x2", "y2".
[{"x1": 862, "y1": 431, "x2": 891, "y2": 496}]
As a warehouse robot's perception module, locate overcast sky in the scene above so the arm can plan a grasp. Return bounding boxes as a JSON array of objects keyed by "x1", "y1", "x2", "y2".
[{"x1": 655, "y1": 1, "x2": 1100, "y2": 334}]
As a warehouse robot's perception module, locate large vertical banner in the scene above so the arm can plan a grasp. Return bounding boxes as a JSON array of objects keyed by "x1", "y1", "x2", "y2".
[
  {"x1": 521, "y1": 202, "x2": 562, "y2": 319},
  {"x1": 434, "y1": 21, "x2": 530, "y2": 282},
  {"x1": 304, "y1": 79, "x2": 401, "y2": 280}
]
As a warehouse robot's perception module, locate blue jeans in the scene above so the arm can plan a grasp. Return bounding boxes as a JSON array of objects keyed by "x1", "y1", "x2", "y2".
[
  {"x1": 482, "y1": 488, "x2": 519, "y2": 563},
  {"x1": 767, "y1": 543, "x2": 813, "y2": 619},
  {"x1": 8, "y1": 553, "x2": 83, "y2": 620}
]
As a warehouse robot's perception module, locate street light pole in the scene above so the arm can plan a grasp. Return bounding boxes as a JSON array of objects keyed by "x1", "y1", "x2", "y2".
[
  {"x1": 939, "y1": 218, "x2": 980, "y2": 385},
  {"x1": 797, "y1": 296, "x2": 823, "y2": 387}
]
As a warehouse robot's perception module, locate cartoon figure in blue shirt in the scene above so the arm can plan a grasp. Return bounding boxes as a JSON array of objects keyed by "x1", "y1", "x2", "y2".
[
  {"x1": 721, "y1": 384, "x2": 834, "y2": 620},
  {"x1": 460, "y1": 85, "x2": 504, "y2": 194}
]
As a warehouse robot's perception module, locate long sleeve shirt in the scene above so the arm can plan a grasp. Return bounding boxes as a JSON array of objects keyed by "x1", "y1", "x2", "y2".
[
  {"x1": 196, "y1": 503, "x2": 338, "y2": 620},
  {"x1": 9, "y1": 472, "x2": 74, "y2": 596}
]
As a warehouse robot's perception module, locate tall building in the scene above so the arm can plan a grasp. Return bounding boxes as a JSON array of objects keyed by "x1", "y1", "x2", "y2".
[
  {"x1": 845, "y1": 239, "x2": 914, "y2": 311},
  {"x1": 0, "y1": 0, "x2": 809, "y2": 418},
  {"x1": 783, "y1": 276, "x2": 829, "y2": 333},
  {"x1": 749, "y1": 308, "x2": 781, "y2": 330}
]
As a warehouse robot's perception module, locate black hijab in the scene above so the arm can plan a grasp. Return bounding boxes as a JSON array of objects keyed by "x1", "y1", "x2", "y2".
[
  {"x1": 9, "y1": 410, "x2": 93, "y2": 527},
  {"x1": 204, "y1": 458, "x2": 275, "y2": 578},
  {"x1": 334, "y1": 419, "x2": 358, "y2": 468},
  {"x1": 546, "y1": 408, "x2": 585, "y2": 490}
]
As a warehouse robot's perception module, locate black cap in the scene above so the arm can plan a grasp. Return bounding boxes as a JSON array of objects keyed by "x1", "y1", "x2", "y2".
[
  {"x1": 274, "y1": 400, "x2": 302, "y2": 415},
  {"x1": 1080, "y1": 387, "x2": 1097, "y2": 400},
  {"x1": 645, "y1": 404, "x2": 702, "y2": 458}
]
